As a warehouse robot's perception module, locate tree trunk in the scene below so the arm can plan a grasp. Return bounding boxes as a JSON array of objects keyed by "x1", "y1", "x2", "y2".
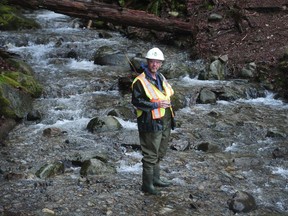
[{"x1": 7, "y1": 0, "x2": 196, "y2": 35}]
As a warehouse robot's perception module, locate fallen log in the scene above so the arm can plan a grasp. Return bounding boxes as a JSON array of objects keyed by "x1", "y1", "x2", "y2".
[{"x1": 7, "y1": 0, "x2": 196, "y2": 35}]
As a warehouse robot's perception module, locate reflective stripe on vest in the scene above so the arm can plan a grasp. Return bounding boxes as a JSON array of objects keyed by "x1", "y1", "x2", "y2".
[
  {"x1": 138, "y1": 73, "x2": 162, "y2": 119},
  {"x1": 161, "y1": 74, "x2": 174, "y2": 97},
  {"x1": 132, "y1": 72, "x2": 174, "y2": 119}
]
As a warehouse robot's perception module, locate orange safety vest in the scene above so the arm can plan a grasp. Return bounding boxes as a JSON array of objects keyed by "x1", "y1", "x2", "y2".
[{"x1": 132, "y1": 72, "x2": 174, "y2": 119}]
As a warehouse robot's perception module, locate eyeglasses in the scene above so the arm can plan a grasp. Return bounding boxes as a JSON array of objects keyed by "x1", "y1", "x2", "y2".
[{"x1": 148, "y1": 60, "x2": 162, "y2": 65}]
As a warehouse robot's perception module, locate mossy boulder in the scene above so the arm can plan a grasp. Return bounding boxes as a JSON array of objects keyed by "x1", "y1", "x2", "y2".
[
  {"x1": 6, "y1": 58, "x2": 35, "y2": 76},
  {"x1": 0, "y1": 82, "x2": 33, "y2": 118},
  {"x1": 0, "y1": 51, "x2": 43, "y2": 119},
  {"x1": 0, "y1": 69, "x2": 42, "y2": 118},
  {"x1": 0, "y1": 4, "x2": 40, "y2": 31},
  {"x1": 35, "y1": 162, "x2": 65, "y2": 179},
  {"x1": 3, "y1": 71, "x2": 42, "y2": 97}
]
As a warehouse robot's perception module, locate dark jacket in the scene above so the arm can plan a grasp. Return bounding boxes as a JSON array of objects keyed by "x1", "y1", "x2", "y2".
[{"x1": 131, "y1": 71, "x2": 174, "y2": 132}]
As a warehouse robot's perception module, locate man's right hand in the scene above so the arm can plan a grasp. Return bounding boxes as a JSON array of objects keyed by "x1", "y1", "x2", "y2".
[{"x1": 158, "y1": 100, "x2": 171, "y2": 108}]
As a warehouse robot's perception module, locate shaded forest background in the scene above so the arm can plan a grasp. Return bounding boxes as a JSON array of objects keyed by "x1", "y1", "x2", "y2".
[
  {"x1": 1, "y1": 0, "x2": 288, "y2": 101},
  {"x1": 111, "y1": 0, "x2": 288, "y2": 101}
]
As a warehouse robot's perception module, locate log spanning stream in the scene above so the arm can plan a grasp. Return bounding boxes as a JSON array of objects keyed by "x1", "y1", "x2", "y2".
[{"x1": 0, "y1": 10, "x2": 287, "y2": 216}]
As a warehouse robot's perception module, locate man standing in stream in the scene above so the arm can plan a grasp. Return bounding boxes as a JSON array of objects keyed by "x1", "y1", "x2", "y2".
[{"x1": 131, "y1": 47, "x2": 175, "y2": 195}]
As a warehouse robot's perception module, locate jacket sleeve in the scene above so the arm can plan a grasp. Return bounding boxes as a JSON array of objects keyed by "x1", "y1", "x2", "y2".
[{"x1": 131, "y1": 80, "x2": 158, "y2": 112}]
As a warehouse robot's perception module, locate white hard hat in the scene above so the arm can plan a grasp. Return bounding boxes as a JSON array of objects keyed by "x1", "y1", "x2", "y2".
[{"x1": 145, "y1": 47, "x2": 165, "y2": 61}]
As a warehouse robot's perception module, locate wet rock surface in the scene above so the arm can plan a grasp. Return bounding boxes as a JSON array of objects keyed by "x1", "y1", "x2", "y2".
[{"x1": 0, "y1": 9, "x2": 288, "y2": 216}]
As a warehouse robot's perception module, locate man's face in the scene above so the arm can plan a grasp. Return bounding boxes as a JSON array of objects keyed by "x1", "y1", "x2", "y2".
[{"x1": 147, "y1": 59, "x2": 162, "y2": 73}]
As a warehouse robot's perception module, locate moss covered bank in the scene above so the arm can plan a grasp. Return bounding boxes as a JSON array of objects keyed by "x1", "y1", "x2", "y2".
[{"x1": 0, "y1": 5, "x2": 42, "y2": 141}]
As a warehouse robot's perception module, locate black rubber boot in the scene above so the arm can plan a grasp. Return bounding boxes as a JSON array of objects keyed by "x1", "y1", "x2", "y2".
[
  {"x1": 142, "y1": 162, "x2": 161, "y2": 195},
  {"x1": 153, "y1": 162, "x2": 171, "y2": 187}
]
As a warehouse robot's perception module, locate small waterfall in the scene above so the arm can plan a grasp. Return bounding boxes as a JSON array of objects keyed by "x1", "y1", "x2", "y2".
[{"x1": 238, "y1": 90, "x2": 287, "y2": 107}]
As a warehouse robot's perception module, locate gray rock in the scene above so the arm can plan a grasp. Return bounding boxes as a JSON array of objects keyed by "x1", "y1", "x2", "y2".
[
  {"x1": 93, "y1": 46, "x2": 131, "y2": 67},
  {"x1": 241, "y1": 62, "x2": 257, "y2": 78},
  {"x1": 87, "y1": 116, "x2": 122, "y2": 133},
  {"x1": 198, "y1": 88, "x2": 216, "y2": 104},
  {"x1": 0, "y1": 118, "x2": 16, "y2": 141},
  {"x1": 228, "y1": 191, "x2": 257, "y2": 213},
  {"x1": 208, "y1": 13, "x2": 223, "y2": 21},
  {"x1": 26, "y1": 109, "x2": 42, "y2": 121},
  {"x1": 1, "y1": 83, "x2": 33, "y2": 118},
  {"x1": 80, "y1": 159, "x2": 116, "y2": 176},
  {"x1": 198, "y1": 59, "x2": 226, "y2": 80},
  {"x1": 42, "y1": 127, "x2": 64, "y2": 137},
  {"x1": 162, "y1": 62, "x2": 197, "y2": 79},
  {"x1": 266, "y1": 129, "x2": 286, "y2": 138},
  {"x1": 107, "y1": 106, "x2": 135, "y2": 120}
]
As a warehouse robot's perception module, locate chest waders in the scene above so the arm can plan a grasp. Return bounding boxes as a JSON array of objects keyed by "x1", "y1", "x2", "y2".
[{"x1": 133, "y1": 72, "x2": 174, "y2": 195}]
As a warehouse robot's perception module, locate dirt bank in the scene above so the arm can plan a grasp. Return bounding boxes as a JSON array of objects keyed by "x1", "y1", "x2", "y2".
[{"x1": 188, "y1": 0, "x2": 288, "y2": 72}]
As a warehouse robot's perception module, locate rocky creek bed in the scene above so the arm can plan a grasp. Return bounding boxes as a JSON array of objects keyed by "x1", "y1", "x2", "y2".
[{"x1": 0, "y1": 9, "x2": 288, "y2": 216}]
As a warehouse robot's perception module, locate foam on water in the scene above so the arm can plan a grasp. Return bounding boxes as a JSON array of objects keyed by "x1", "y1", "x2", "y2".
[
  {"x1": 36, "y1": 11, "x2": 69, "y2": 20},
  {"x1": 272, "y1": 167, "x2": 288, "y2": 178},
  {"x1": 8, "y1": 42, "x2": 55, "y2": 65},
  {"x1": 37, "y1": 117, "x2": 90, "y2": 132},
  {"x1": 116, "y1": 151, "x2": 142, "y2": 173},
  {"x1": 276, "y1": 202, "x2": 286, "y2": 211},
  {"x1": 178, "y1": 77, "x2": 288, "y2": 110},
  {"x1": 116, "y1": 162, "x2": 142, "y2": 173},
  {"x1": 179, "y1": 107, "x2": 196, "y2": 114},
  {"x1": 67, "y1": 59, "x2": 99, "y2": 71},
  {"x1": 224, "y1": 143, "x2": 240, "y2": 152},
  {"x1": 216, "y1": 100, "x2": 231, "y2": 105},
  {"x1": 237, "y1": 91, "x2": 287, "y2": 107},
  {"x1": 181, "y1": 75, "x2": 227, "y2": 86},
  {"x1": 115, "y1": 117, "x2": 137, "y2": 130}
]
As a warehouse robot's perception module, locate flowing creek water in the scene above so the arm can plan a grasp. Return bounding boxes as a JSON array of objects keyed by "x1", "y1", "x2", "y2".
[{"x1": 0, "y1": 10, "x2": 288, "y2": 216}]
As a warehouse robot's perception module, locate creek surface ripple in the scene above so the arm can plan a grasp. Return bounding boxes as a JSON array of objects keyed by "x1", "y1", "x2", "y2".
[{"x1": 0, "y1": 10, "x2": 288, "y2": 216}]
